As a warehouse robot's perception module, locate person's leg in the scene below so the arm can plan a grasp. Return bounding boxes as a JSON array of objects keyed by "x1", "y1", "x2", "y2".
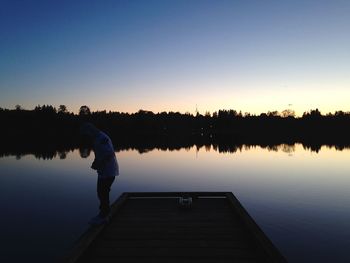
[{"x1": 97, "y1": 177, "x2": 115, "y2": 217}]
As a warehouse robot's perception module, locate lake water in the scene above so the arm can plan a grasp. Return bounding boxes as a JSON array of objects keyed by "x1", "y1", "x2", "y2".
[{"x1": 0, "y1": 144, "x2": 350, "y2": 262}]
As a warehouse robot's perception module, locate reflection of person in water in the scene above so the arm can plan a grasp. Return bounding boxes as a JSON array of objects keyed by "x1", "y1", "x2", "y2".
[{"x1": 80, "y1": 122, "x2": 119, "y2": 225}]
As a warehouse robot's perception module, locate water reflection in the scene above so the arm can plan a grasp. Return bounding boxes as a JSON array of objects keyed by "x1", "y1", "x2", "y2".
[
  {"x1": 1, "y1": 143, "x2": 350, "y2": 160},
  {"x1": 0, "y1": 144, "x2": 350, "y2": 262},
  {"x1": 79, "y1": 147, "x2": 91, "y2": 158}
]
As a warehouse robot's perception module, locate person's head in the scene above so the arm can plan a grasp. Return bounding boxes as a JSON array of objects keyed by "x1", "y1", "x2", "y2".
[{"x1": 80, "y1": 122, "x2": 99, "y2": 140}]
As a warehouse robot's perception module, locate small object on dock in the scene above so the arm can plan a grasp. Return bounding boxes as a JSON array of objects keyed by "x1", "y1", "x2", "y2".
[
  {"x1": 179, "y1": 194, "x2": 193, "y2": 208},
  {"x1": 64, "y1": 192, "x2": 287, "y2": 263}
]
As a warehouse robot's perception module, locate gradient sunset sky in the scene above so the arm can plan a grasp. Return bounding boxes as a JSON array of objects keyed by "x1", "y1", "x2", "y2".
[{"x1": 1, "y1": 0, "x2": 349, "y2": 115}]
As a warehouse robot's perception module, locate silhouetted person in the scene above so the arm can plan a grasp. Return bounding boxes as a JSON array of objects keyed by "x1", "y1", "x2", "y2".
[{"x1": 80, "y1": 122, "x2": 119, "y2": 225}]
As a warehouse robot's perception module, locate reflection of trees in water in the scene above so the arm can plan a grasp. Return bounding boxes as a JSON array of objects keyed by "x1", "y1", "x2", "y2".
[
  {"x1": 0, "y1": 147, "x2": 76, "y2": 160},
  {"x1": 334, "y1": 145, "x2": 348, "y2": 151},
  {"x1": 302, "y1": 144, "x2": 322, "y2": 153},
  {"x1": 205, "y1": 145, "x2": 211, "y2": 152},
  {"x1": 244, "y1": 145, "x2": 253, "y2": 151},
  {"x1": 267, "y1": 145, "x2": 279, "y2": 152},
  {"x1": 281, "y1": 144, "x2": 295, "y2": 154},
  {"x1": 10, "y1": 151, "x2": 59, "y2": 160},
  {"x1": 212, "y1": 144, "x2": 244, "y2": 153},
  {"x1": 1, "y1": 142, "x2": 350, "y2": 159},
  {"x1": 58, "y1": 150, "x2": 68, "y2": 159},
  {"x1": 303, "y1": 144, "x2": 349, "y2": 153},
  {"x1": 266, "y1": 144, "x2": 295, "y2": 153},
  {"x1": 79, "y1": 147, "x2": 91, "y2": 158},
  {"x1": 34, "y1": 152, "x2": 56, "y2": 160}
]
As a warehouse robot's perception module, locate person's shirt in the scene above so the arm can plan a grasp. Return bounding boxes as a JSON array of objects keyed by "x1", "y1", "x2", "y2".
[{"x1": 92, "y1": 131, "x2": 119, "y2": 178}]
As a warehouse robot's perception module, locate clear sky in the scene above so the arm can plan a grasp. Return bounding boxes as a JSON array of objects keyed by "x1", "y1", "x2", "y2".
[{"x1": 1, "y1": 0, "x2": 349, "y2": 115}]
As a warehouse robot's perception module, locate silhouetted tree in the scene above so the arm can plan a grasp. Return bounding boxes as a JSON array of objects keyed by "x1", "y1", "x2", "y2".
[
  {"x1": 268, "y1": 111, "x2": 279, "y2": 117},
  {"x1": 58, "y1": 105, "x2": 68, "y2": 114},
  {"x1": 58, "y1": 150, "x2": 67, "y2": 159},
  {"x1": 34, "y1": 105, "x2": 42, "y2": 111},
  {"x1": 79, "y1": 147, "x2": 91, "y2": 158},
  {"x1": 281, "y1": 109, "x2": 295, "y2": 118}
]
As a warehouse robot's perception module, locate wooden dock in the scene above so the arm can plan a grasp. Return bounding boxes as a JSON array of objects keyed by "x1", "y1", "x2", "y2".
[{"x1": 65, "y1": 192, "x2": 287, "y2": 263}]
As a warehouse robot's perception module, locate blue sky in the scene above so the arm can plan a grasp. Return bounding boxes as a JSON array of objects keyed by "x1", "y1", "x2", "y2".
[{"x1": 1, "y1": 0, "x2": 349, "y2": 115}]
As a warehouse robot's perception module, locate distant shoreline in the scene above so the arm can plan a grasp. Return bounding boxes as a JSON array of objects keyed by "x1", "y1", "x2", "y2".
[{"x1": 1, "y1": 105, "x2": 350, "y2": 158}]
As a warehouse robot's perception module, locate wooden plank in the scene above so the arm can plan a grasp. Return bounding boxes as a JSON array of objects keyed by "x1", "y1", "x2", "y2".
[
  {"x1": 117, "y1": 200, "x2": 231, "y2": 211},
  {"x1": 81, "y1": 257, "x2": 261, "y2": 263},
  {"x1": 100, "y1": 235, "x2": 251, "y2": 241},
  {"x1": 109, "y1": 220, "x2": 239, "y2": 227},
  {"x1": 92, "y1": 239, "x2": 252, "y2": 248},
  {"x1": 65, "y1": 192, "x2": 287, "y2": 263},
  {"x1": 112, "y1": 214, "x2": 237, "y2": 222},
  {"x1": 126, "y1": 192, "x2": 230, "y2": 198},
  {"x1": 101, "y1": 234, "x2": 246, "y2": 242},
  {"x1": 104, "y1": 226, "x2": 245, "y2": 234},
  {"x1": 83, "y1": 246, "x2": 261, "y2": 259}
]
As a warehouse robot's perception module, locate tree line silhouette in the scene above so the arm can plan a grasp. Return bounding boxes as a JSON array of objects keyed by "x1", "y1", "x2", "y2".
[{"x1": 1, "y1": 105, "x2": 350, "y2": 156}]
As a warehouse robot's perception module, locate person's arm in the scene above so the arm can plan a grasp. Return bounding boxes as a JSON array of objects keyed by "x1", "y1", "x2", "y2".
[
  {"x1": 91, "y1": 152, "x2": 114, "y2": 170},
  {"x1": 90, "y1": 158, "x2": 100, "y2": 170}
]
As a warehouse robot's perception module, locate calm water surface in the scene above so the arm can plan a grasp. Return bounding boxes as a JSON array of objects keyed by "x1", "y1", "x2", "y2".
[{"x1": 0, "y1": 144, "x2": 350, "y2": 262}]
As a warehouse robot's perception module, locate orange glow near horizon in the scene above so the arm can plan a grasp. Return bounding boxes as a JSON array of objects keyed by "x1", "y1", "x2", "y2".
[{"x1": 59, "y1": 83, "x2": 350, "y2": 117}]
